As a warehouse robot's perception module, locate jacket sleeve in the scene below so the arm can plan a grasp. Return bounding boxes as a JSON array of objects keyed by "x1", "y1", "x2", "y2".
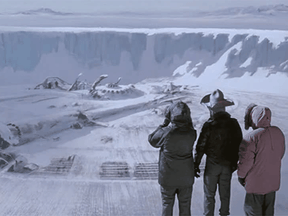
[
  {"x1": 281, "y1": 130, "x2": 286, "y2": 159},
  {"x1": 148, "y1": 126, "x2": 166, "y2": 148},
  {"x1": 194, "y1": 122, "x2": 209, "y2": 166},
  {"x1": 230, "y1": 119, "x2": 243, "y2": 165},
  {"x1": 237, "y1": 134, "x2": 256, "y2": 178},
  {"x1": 282, "y1": 137, "x2": 286, "y2": 159}
]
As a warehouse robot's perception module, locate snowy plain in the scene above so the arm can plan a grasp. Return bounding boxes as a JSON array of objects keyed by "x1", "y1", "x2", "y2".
[{"x1": 0, "y1": 1, "x2": 288, "y2": 216}]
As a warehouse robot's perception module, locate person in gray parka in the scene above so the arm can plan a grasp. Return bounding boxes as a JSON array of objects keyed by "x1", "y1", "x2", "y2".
[{"x1": 148, "y1": 101, "x2": 197, "y2": 216}]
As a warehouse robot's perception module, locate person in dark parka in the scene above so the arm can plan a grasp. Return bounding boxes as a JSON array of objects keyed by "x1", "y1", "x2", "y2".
[
  {"x1": 194, "y1": 89, "x2": 242, "y2": 216},
  {"x1": 148, "y1": 101, "x2": 197, "y2": 216}
]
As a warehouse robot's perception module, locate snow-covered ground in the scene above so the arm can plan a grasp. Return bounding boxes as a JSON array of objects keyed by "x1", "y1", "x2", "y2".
[
  {"x1": 0, "y1": 78, "x2": 287, "y2": 215},
  {"x1": 0, "y1": 1, "x2": 288, "y2": 215}
]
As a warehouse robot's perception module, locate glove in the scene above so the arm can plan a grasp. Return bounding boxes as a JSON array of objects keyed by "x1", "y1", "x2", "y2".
[
  {"x1": 194, "y1": 164, "x2": 200, "y2": 178},
  {"x1": 238, "y1": 177, "x2": 245, "y2": 187}
]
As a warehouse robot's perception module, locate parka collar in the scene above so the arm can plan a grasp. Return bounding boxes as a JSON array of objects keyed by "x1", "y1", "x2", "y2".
[{"x1": 211, "y1": 111, "x2": 231, "y2": 120}]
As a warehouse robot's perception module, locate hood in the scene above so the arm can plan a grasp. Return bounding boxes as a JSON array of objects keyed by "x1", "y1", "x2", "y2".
[{"x1": 251, "y1": 106, "x2": 271, "y2": 129}]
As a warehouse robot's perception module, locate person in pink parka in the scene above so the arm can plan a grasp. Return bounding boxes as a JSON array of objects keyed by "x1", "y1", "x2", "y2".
[{"x1": 237, "y1": 104, "x2": 285, "y2": 216}]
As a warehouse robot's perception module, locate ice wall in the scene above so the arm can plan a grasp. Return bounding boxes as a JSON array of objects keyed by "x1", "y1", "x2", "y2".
[{"x1": 0, "y1": 28, "x2": 288, "y2": 85}]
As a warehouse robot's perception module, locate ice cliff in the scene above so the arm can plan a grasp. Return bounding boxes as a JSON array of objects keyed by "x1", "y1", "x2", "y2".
[{"x1": 0, "y1": 28, "x2": 288, "y2": 85}]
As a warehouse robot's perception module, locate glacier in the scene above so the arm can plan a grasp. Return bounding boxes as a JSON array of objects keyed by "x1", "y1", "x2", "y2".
[{"x1": 0, "y1": 27, "x2": 288, "y2": 86}]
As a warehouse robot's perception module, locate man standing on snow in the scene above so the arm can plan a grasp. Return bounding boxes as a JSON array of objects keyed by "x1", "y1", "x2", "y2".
[
  {"x1": 194, "y1": 89, "x2": 242, "y2": 216},
  {"x1": 238, "y1": 104, "x2": 285, "y2": 216},
  {"x1": 148, "y1": 101, "x2": 197, "y2": 216}
]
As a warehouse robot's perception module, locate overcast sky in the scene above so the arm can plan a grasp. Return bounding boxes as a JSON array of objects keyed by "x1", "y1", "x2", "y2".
[{"x1": 0, "y1": 0, "x2": 287, "y2": 13}]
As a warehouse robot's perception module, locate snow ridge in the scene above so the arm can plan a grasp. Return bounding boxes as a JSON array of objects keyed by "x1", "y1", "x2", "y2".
[
  {"x1": 15, "y1": 8, "x2": 74, "y2": 16},
  {"x1": 203, "y1": 4, "x2": 288, "y2": 16}
]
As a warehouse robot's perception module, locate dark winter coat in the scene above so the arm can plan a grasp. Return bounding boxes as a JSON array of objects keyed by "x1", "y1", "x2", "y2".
[
  {"x1": 238, "y1": 106, "x2": 285, "y2": 194},
  {"x1": 148, "y1": 123, "x2": 197, "y2": 187},
  {"x1": 194, "y1": 111, "x2": 242, "y2": 168}
]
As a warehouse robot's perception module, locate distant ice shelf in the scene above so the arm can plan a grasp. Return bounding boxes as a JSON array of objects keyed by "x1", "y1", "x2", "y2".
[{"x1": 0, "y1": 28, "x2": 287, "y2": 86}]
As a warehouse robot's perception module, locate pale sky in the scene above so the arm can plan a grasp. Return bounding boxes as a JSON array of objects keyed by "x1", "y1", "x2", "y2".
[{"x1": 0, "y1": 0, "x2": 287, "y2": 13}]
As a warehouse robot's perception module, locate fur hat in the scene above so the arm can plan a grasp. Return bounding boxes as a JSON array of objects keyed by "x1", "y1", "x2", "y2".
[
  {"x1": 200, "y1": 89, "x2": 234, "y2": 109},
  {"x1": 244, "y1": 103, "x2": 258, "y2": 130}
]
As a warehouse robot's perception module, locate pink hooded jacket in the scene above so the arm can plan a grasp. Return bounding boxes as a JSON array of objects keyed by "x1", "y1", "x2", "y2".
[{"x1": 237, "y1": 106, "x2": 285, "y2": 194}]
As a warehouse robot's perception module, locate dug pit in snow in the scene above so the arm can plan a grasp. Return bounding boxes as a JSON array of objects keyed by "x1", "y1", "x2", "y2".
[
  {"x1": 99, "y1": 161, "x2": 131, "y2": 179},
  {"x1": 35, "y1": 155, "x2": 76, "y2": 175},
  {"x1": 133, "y1": 162, "x2": 158, "y2": 180}
]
